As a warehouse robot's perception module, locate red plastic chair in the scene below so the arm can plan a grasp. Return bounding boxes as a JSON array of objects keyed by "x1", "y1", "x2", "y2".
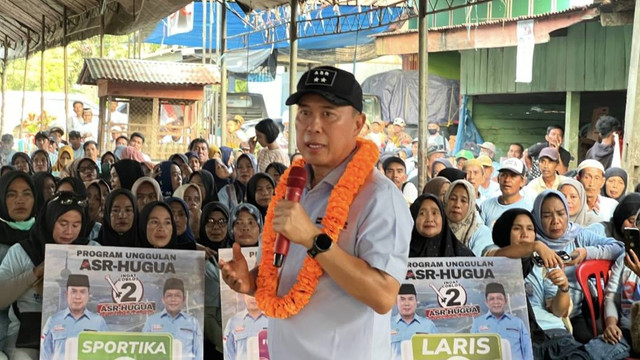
[{"x1": 575, "y1": 259, "x2": 613, "y2": 337}]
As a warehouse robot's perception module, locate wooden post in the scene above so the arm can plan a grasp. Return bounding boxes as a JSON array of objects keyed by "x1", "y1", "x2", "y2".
[
  {"x1": 41, "y1": 15, "x2": 45, "y2": 127},
  {"x1": 288, "y1": 0, "x2": 298, "y2": 156},
  {"x1": 98, "y1": 96, "x2": 106, "y2": 153},
  {"x1": 202, "y1": 0, "x2": 207, "y2": 64},
  {"x1": 1, "y1": 36, "x2": 8, "y2": 133},
  {"x1": 20, "y1": 30, "x2": 30, "y2": 140},
  {"x1": 417, "y1": 0, "x2": 429, "y2": 190},
  {"x1": 100, "y1": 13, "x2": 104, "y2": 58},
  {"x1": 151, "y1": 97, "x2": 160, "y2": 160},
  {"x1": 565, "y1": 91, "x2": 580, "y2": 168},
  {"x1": 623, "y1": 0, "x2": 640, "y2": 187},
  {"x1": 64, "y1": 7, "x2": 70, "y2": 137},
  {"x1": 220, "y1": 0, "x2": 227, "y2": 147}
]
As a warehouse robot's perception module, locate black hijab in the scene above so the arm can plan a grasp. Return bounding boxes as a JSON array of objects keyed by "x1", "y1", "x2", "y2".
[
  {"x1": 136, "y1": 201, "x2": 194, "y2": 250},
  {"x1": 98, "y1": 189, "x2": 138, "y2": 247},
  {"x1": 0, "y1": 171, "x2": 37, "y2": 246},
  {"x1": 437, "y1": 168, "x2": 467, "y2": 182},
  {"x1": 31, "y1": 149, "x2": 52, "y2": 173},
  {"x1": 32, "y1": 172, "x2": 56, "y2": 213},
  {"x1": 409, "y1": 194, "x2": 474, "y2": 257},
  {"x1": 0, "y1": 165, "x2": 15, "y2": 176},
  {"x1": 246, "y1": 173, "x2": 275, "y2": 220},
  {"x1": 56, "y1": 177, "x2": 88, "y2": 199},
  {"x1": 100, "y1": 151, "x2": 117, "y2": 182},
  {"x1": 113, "y1": 159, "x2": 144, "y2": 191},
  {"x1": 11, "y1": 152, "x2": 33, "y2": 175},
  {"x1": 156, "y1": 161, "x2": 177, "y2": 197},
  {"x1": 169, "y1": 153, "x2": 188, "y2": 166},
  {"x1": 611, "y1": 193, "x2": 640, "y2": 240},
  {"x1": 202, "y1": 159, "x2": 231, "y2": 191},
  {"x1": 603, "y1": 167, "x2": 628, "y2": 200},
  {"x1": 189, "y1": 170, "x2": 218, "y2": 206},
  {"x1": 199, "y1": 201, "x2": 231, "y2": 252},
  {"x1": 19, "y1": 191, "x2": 90, "y2": 265},
  {"x1": 491, "y1": 208, "x2": 545, "y2": 343}
]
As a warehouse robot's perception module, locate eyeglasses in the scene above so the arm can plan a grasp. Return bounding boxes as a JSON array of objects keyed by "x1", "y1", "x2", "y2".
[
  {"x1": 51, "y1": 193, "x2": 88, "y2": 207},
  {"x1": 206, "y1": 218, "x2": 227, "y2": 228}
]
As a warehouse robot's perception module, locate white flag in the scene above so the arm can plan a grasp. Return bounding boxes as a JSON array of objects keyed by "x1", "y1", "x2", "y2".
[{"x1": 167, "y1": 2, "x2": 194, "y2": 37}]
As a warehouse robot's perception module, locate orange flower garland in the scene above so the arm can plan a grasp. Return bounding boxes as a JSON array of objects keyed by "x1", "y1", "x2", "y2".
[{"x1": 255, "y1": 138, "x2": 380, "y2": 318}]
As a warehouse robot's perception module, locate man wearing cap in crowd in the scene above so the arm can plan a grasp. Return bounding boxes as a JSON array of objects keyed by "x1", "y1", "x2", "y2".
[
  {"x1": 427, "y1": 120, "x2": 449, "y2": 151},
  {"x1": 585, "y1": 115, "x2": 622, "y2": 170},
  {"x1": 223, "y1": 294, "x2": 268, "y2": 360},
  {"x1": 471, "y1": 283, "x2": 533, "y2": 360},
  {"x1": 220, "y1": 66, "x2": 411, "y2": 359},
  {"x1": 143, "y1": 278, "x2": 202, "y2": 360},
  {"x1": 425, "y1": 145, "x2": 447, "y2": 180},
  {"x1": 32, "y1": 131, "x2": 58, "y2": 165},
  {"x1": 455, "y1": 149, "x2": 474, "y2": 170},
  {"x1": 48, "y1": 127, "x2": 64, "y2": 147},
  {"x1": 366, "y1": 119, "x2": 387, "y2": 151},
  {"x1": 524, "y1": 147, "x2": 568, "y2": 195},
  {"x1": 524, "y1": 125, "x2": 571, "y2": 178},
  {"x1": 477, "y1": 155, "x2": 500, "y2": 201},
  {"x1": 391, "y1": 284, "x2": 438, "y2": 360},
  {"x1": 41, "y1": 274, "x2": 108, "y2": 360},
  {"x1": 577, "y1": 159, "x2": 618, "y2": 221},
  {"x1": 384, "y1": 156, "x2": 418, "y2": 204},
  {"x1": 479, "y1": 141, "x2": 501, "y2": 175},
  {"x1": 389, "y1": 118, "x2": 412, "y2": 149},
  {"x1": 481, "y1": 158, "x2": 533, "y2": 229}
]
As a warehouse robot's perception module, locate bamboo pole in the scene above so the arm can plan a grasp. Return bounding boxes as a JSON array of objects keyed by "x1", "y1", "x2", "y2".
[
  {"x1": 41, "y1": 15, "x2": 45, "y2": 128},
  {"x1": 288, "y1": 0, "x2": 298, "y2": 155},
  {"x1": 20, "y1": 30, "x2": 30, "y2": 140},
  {"x1": 1, "y1": 36, "x2": 8, "y2": 134},
  {"x1": 220, "y1": 0, "x2": 227, "y2": 147},
  {"x1": 417, "y1": 0, "x2": 429, "y2": 190},
  {"x1": 64, "y1": 7, "x2": 70, "y2": 137}
]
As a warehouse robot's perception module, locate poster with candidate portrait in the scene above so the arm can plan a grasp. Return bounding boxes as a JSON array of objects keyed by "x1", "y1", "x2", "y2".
[
  {"x1": 41, "y1": 244, "x2": 205, "y2": 360},
  {"x1": 393, "y1": 257, "x2": 531, "y2": 360},
  {"x1": 219, "y1": 247, "x2": 270, "y2": 360}
]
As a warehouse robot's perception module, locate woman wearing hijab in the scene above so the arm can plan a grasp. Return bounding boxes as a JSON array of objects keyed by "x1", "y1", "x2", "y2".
[
  {"x1": 154, "y1": 161, "x2": 182, "y2": 197},
  {"x1": 120, "y1": 146, "x2": 146, "y2": 163},
  {"x1": 603, "y1": 167, "x2": 628, "y2": 201},
  {"x1": 1, "y1": 165, "x2": 15, "y2": 176},
  {"x1": 174, "y1": 183, "x2": 203, "y2": 241},
  {"x1": 409, "y1": 194, "x2": 473, "y2": 257},
  {"x1": 136, "y1": 201, "x2": 194, "y2": 250},
  {"x1": 491, "y1": 209, "x2": 590, "y2": 359},
  {"x1": 186, "y1": 152, "x2": 201, "y2": 172},
  {"x1": 100, "y1": 151, "x2": 117, "y2": 182},
  {"x1": 265, "y1": 162, "x2": 287, "y2": 186},
  {"x1": 443, "y1": 180, "x2": 494, "y2": 256},
  {"x1": 98, "y1": 189, "x2": 138, "y2": 247},
  {"x1": 437, "y1": 167, "x2": 466, "y2": 183},
  {"x1": 131, "y1": 177, "x2": 162, "y2": 211},
  {"x1": 431, "y1": 158, "x2": 453, "y2": 179},
  {"x1": 11, "y1": 153, "x2": 33, "y2": 175},
  {"x1": 31, "y1": 172, "x2": 56, "y2": 214},
  {"x1": 110, "y1": 159, "x2": 144, "y2": 191},
  {"x1": 220, "y1": 146, "x2": 233, "y2": 170},
  {"x1": 422, "y1": 176, "x2": 451, "y2": 202},
  {"x1": 245, "y1": 173, "x2": 275, "y2": 220},
  {"x1": 69, "y1": 158, "x2": 99, "y2": 184},
  {"x1": 252, "y1": 118, "x2": 290, "y2": 172},
  {"x1": 189, "y1": 170, "x2": 218, "y2": 207},
  {"x1": 86, "y1": 180, "x2": 105, "y2": 241},
  {"x1": 55, "y1": 177, "x2": 87, "y2": 198},
  {"x1": 31, "y1": 150, "x2": 51, "y2": 173},
  {"x1": 217, "y1": 154, "x2": 257, "y2": 210},
  {"x1": 202, "y1": 159, "x2": 231, "y2": 192},
  {"x1": 199, "y1": 202, "x2": 230, "y2": 252},
  {"x1": 228, "y1": 203, "x2": 263, "y2": 247},
  {"x1": 559, "y1": 179, "x2": 603, "y2": 231},
  {"x1": 532, "y1": 190, "x2": 624, "y2": 343},
  {"x1": 166, "y1": 197, "x2": 196, "y2": 245},
  {"x1": 52, "y1": 145, "x2": 73, "y2": 176},
  {"x1": 602, "y1": 193, "x2": 640, "y2": 243},
  {"x1": 0, "y1": 192, "x2": 95, "y2": 359}
]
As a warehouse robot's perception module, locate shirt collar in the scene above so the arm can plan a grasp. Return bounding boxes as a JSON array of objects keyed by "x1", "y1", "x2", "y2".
[
  {"x1": 305, "y1": 148, "x2": 358, "y2": 189},
  {"x1": 393, "y1": 313, "x2": 421, "y2": 325},
  {"x1": 160, "y1": 309, "x2": 185, "y2": 319},
  {"x1": 484, "y1": 311, "x2": 511, "y2": 320},
  {"x1": 242, "y1": 309, "x2": 266, "y2": 321},
  {"x1": 64, "y1": 308, "x2": 91, "y2": 320}
]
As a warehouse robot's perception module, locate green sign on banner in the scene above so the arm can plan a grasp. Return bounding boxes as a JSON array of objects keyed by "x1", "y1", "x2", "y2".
[
  {"x1": 77, "y1": 331, "x2": 173, "y2": 360},
  {"x1": 411, "y1": 333, "x2": 502, "y2": 360}
]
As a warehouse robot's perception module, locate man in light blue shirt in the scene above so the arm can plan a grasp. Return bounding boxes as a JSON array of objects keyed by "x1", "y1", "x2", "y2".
[
  {"x1": 224, "y1": 294, "x2": 268, "y2": 360},
  {"x1": 41, "y1": 274, "x2": 108, "y2": 360},
  {"x1": 143, "y1": 278, "x2": 203, "y2": 360},
  {"x1": 471, "y1": 282, "x2": 533, "y2": 360},
  {"x1": 480, "y1": 158, "x2": 532, "y2": 229},
  {"x1": 391, "y1": 284, "x2": 438, "y2": 360}
]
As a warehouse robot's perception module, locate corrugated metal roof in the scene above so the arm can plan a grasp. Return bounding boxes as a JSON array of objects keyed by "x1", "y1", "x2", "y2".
[
  {"x1": 375, "y1": 4, "x2": 599, "y2": 36},
  {"x1": 78, "y1": 58, "x2": 220, "y2": 86}
]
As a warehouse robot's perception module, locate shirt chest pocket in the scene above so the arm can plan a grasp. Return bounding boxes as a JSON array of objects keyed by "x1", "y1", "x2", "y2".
[
  {"x1": 52, "y1": 330, "x2": 67, "y2": 344},
  {"x1": 232, "y1": 328, "x2": 250, "y2": 343},
  {"x1": 500, "y1": 328, "x2": 521, "y2": 343}
]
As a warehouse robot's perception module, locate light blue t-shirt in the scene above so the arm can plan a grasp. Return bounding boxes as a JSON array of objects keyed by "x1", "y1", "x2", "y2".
[
  {"x1": 263, "y1": 155, "x2": 412, "y2": 360},
  {"x1": 471, "y1": 311, "x2": 533, "y2": 360},
  {"x1": 41, "y1": 308, "x2": 108, "y2": 360},
  {"x1": 468, "y1": 224, "x2": 495, "y2": 257},
  {"x1": 525, "y1": 266, "x2": 564, "y2": 331},
  {"x1": 480, "y1": 195, "x2": 533, "y2": 229},
  {"x1": 604, "y1": 255, "x2": 640, "y2": 330},
  {"x1": 390, "y1": 314, "x2": 438, "y2": 360}
]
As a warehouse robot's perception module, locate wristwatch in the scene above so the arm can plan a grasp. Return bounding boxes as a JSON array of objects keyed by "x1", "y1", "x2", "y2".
[
  {"x1": 307, "y1": 233, "x2": 333, "y2": 258},
  {"x1": 559, "y1": 286, "x2": 570, "y2": 293}
]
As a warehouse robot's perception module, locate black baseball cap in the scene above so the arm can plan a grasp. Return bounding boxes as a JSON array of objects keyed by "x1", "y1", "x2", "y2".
[
  {"x1": 285, "y1": 66, "x2": 363, "y2": 112},
  {"x1": 34, "y1": 131, "x2": 49, "y2": 141}
]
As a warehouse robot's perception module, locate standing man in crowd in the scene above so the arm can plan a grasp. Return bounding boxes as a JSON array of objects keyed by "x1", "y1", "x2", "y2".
[
  {"x1": 585, "y1": 115, "x2": 622, "y2": 170},
  {"x1": 220, "y1": 66, "x2": 411, "y2": 359},
  {"x1": 477, "y1": 155, "x2": 500, "y2": 200},
  {"x1": 389, "y1": 118, "x2": 412, "y2": 149},
  {"x1": 41, "y1": 274, "x2": 108, "y2": 360},
  {"x1": 524, "y1": 125, "x2": 571, "y2": 179},
  {"x1": 69, "y1": 101, "x2": 84, "y2": 129},
  {"x1": 384, "y1": 156, "x2": 418, "y2": 204},
  {"x1": 73, "y1": 108, "x2": 98, "y2": 141},
  {"x1": 524, "y1": 147, "x2": 567, "y2": 195},
  {"x1": 427, "y1": 120, "x2": 449, "y2": 151},
  {"x1": 129, "y1": 132, "x2": 151, "y2": 161},
  {"x1": 577, "y1": 159, "x2": 618, "y2": 221},
  {"x1": 508, "y1": 143, "x2": 524, "y2": 159},
  {"x1": 471, "y1": 283, "x2": 533, "y2": 360},
  {"x1": 480, "y1": 158, "x2": 532, "y2": 228},
  {"x1": 391, "y1": 284, "x2": 438, "y2": 360}
]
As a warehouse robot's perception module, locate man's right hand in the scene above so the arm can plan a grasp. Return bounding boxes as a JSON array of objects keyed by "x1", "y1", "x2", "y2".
[{"x1": 219, "y1": 243, "x2": 255, "y2": 295}]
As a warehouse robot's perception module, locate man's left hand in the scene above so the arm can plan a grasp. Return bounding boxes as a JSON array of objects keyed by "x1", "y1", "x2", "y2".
[{"x1": 272, "y1": 200, "x2": 322, "y2": 249}]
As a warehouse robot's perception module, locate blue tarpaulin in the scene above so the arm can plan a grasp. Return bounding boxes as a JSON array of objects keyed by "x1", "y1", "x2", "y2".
[
  {"x1": 145, "y1": 1, "x2": 404, "y2": 51},
  {"x1": 454, "y1": 95, "x2": 484, "y2": 155}
]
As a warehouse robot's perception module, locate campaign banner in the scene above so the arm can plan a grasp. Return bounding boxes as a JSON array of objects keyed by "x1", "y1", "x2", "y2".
[
  {"x1": 219, "y1": 247, "x2": 270, "y2": 360},
  {"x1": 41, "y1": 244, "x2": 205, "y2": 360},
  {"x1": 393, "y1": 257, "x2": 531, "y2": 360}
]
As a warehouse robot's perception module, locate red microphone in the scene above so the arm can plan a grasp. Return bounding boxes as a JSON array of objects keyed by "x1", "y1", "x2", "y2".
[{"x1": 273, "y1": 166, "x2": 308, "y2": 267}]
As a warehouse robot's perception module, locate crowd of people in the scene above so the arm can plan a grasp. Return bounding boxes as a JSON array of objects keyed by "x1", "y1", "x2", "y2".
[{"x1": 0, "y1": 67, "x2": 637, "y2": 359}]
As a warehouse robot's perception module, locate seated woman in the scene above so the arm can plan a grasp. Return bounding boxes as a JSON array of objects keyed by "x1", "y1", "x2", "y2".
[
  {"x1": 174, "y1": 184, "x2": 203, "y2": 241},
  {"x1": 11, "y1": 153, "x2": 33, "y2": 175},
  {"x1": 217, "y1": 154, "x2": 257, "y2": 210},
  {"x1": 135, "y1": 201, "x2": 188, "y2": 250},
  {"x1": 86, "y1": 180, "x2": 106, "y2": 242},
  {"x1": 69, "y1": 158, "x2": 99, "y2": 185},
  {"x1": 30, "y1": 150, "x2": 51, "y2": 174},
  {"x1": 584, "y1": 249, "x2": 640, "y2": 359},
  {"x1": 166, "y1": 197, "x2": 196, "y2": 246},
  {"x1": 246, "y1": 173, "x2": 275, "y2": 221},
  {"x1": 131, "y1": 177, "x2": 162, "y2": 211},
  {"x1": 154, "y1": 161, "x2": 183, "y2": 197},
  {"x1": 189, "y1": 170, "x2": 218, "y2": 208},
  {"x1": 409, "y1": 194, "x2": 473, "y2": 257},
  {"x1": 199, "y1": 202, "x2": 230, "y2": 252},
  {"x1": 602, "y1": 193, "x2": 640, "y2": 243},
  {"x1": 228, "y1": 203, "x2": 263, "y2": 247},
  {"x1": 443, "y1": 180, "x2": 494, "y2": 256},
  {"x1": 559, "y1": 179, "x2": 603, "y2": 233},
  {"x1": 422, "y1": 176, "x2": 450, "y2": 202},
  {"x1": 602, "y1": 167, "x2": 627, "y2": 201},
  {"x1": 51, "y1": 145, "x2": 73, "y2": 177},
  {"x1": 532, "y1": 190, "x2": 624, "y2": 344},
  {"x1": 0, "y1": 192, "x2": 97, "y2": 359},
  {"x1": 265, "y1": 162, "x2": 287, "y2": 186},
  {"x1": 31, "y1": 172, "x2": 56, "y2": 215},
  {"x1": 98, "y1": 189, "x2": 138, "y2": 247},
  {"x1": 110, "y1": 159, "x2": 144, "y2": 191}
]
